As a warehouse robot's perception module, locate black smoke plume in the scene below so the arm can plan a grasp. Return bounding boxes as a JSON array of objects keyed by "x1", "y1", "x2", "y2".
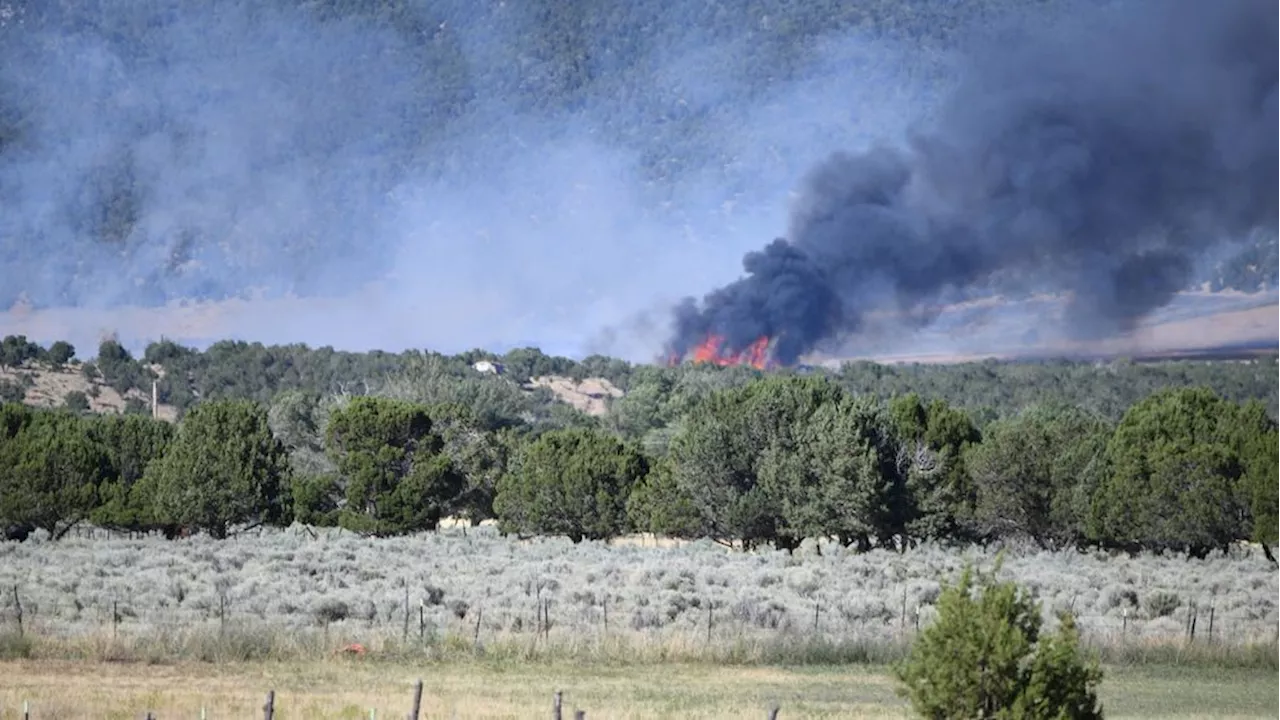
[{"x1": 667, "y1": 0, "x2": 1279, "y2": 365}]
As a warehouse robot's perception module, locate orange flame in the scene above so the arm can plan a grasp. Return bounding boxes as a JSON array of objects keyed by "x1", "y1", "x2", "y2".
[{"x1": 683, "y1": 334, "x2": 773, "y2": 369}]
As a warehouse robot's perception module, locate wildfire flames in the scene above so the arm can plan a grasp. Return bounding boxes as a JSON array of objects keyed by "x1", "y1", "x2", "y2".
[{"x1": 668, "y1": 334, "x2": 775, "y2": 370}]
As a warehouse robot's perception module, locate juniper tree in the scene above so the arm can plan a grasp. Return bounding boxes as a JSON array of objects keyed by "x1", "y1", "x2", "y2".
[{"x1": 895, "y1": 559, "x2": 1104, "y2": 719}]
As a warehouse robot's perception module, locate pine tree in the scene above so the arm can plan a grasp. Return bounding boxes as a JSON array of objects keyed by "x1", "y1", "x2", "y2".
[{"x1": 895, "y1": 558, "x2": 1104, "y2": 719}]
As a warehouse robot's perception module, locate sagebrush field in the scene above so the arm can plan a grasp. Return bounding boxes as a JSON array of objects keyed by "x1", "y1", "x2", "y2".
[{"x1": 2, "y1": 525, "x2": 1275, "y2": 661}]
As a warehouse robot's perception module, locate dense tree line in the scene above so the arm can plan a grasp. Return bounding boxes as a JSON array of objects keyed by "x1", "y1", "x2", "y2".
[
  {"x1": 8, "y1": 334, "x2": 1273, "y2": 423},
  {"x1": 2, "y1": 335, "x2": 1275, "y2": 560}
]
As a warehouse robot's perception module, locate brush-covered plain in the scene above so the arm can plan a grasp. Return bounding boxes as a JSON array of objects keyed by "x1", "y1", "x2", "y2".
[
  {"x1": 1, "y1": 525, "x2": 1275, "y2": 661},
  {"x1": 2, "y1": 526, "x2": 1277, "y2": 718}
]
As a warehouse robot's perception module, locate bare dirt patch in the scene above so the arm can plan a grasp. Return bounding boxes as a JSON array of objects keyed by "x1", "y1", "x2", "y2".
[{"x1": 524, "y1": 375, "x2": 624, "y2": 416}]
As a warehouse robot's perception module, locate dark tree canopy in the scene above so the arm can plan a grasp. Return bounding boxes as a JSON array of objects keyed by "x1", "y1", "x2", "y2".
[
  {"x1": 324, "y1": 397, "x2": 465, "y2": 535},
  {"x1": 141, "y1": 399, "x2": 291, "y2": 539},
  {"x1": 495, "y1": 427, "x2": 647, "y2": 543}
]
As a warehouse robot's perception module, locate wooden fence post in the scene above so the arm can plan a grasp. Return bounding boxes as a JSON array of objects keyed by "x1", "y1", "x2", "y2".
[
  {"x1": 573, "y1": 711, "x2": 585, "y2": 720},
  {"x1": 767, "y1": 703, "x2": 780, "y2": 719},
  {"x1": 535, "y1": 585, "x2": 543, "y2": 639},
  {"x1": 10, "y1": 585, "x2": 21, "y2": 638},
  {"x1": 402, "y1": 583, "x2": 410, "y2": 642},
  {"x1": 407, "y1": 678, "x2": 423, "y2": 720},
  {"x1": 264, "y1": 689, "x2": 276, "y2": 720},
  {"x1": 552, "y1": 690, "x2": 563, "y2": 720},
  {"x1": 1207, "y1": 606, "x2": 1215, "y2": 643}
]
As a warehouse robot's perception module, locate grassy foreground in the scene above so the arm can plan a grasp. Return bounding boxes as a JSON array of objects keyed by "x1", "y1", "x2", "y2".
[{"x1": 0, "y1": 659, "x2": 1275, "y2": 719}]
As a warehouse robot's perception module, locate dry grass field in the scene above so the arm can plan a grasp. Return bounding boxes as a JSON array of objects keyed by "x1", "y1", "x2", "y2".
[
  {"x1": 0, "y1": 526, "x2": 1276, "y2": 718},
  {"x1": 0, "y1": 659, "x2": 1276, "y2": 719}
]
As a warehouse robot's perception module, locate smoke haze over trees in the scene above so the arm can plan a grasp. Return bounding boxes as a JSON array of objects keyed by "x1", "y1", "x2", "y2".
[
  {"x1": 0, "y1": 0, "x2": 1275, "y2": 361},
  {"x1": 668, "y1": 0, "x2": 1279, "y2": 365}
]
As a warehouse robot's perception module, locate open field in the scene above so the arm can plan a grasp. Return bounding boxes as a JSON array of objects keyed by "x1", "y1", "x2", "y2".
[
  {"x1": 7, "y1": 525, "x2": 1280, "y2": 712},
  {"x1": 1, "y1": 526, "x2": 1275, "y2": 659},
  {"x1": 1, "y1": 526, "x2": 1275, "y2": 717},
  {"x1": 0, "y1": 659, "x2": 1276, "y2": 719}
]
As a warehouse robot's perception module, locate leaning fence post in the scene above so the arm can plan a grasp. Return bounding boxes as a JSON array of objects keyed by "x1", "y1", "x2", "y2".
[
  {"x1": 553, "y1": 690, "x2": 563, "y2": 720},
  {"x1": 407, "y1": 678, "x2": 423, "y2": 720},
  {"x1": 767, "y1": 704, "x2": 780, "y2": 719},
  {"x1": 264, "y1": 689, "x2": 276, "y2": 720}
]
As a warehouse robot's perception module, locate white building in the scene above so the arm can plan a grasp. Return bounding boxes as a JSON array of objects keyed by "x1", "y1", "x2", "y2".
[{"x1": 472, "y1": 360, "x2": 504, "y2": 375}]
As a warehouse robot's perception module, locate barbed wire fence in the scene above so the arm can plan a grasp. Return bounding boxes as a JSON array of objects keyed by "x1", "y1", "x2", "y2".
[
  {"x1": 2, "y1": 565, "x2": 1276, "y2": 718},
  {"x1": 3, "y1": 570, "x2": 1270, "y2": 656}
]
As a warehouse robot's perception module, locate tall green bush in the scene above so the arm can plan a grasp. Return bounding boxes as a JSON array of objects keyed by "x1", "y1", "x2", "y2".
[{"x1": 895, "y1": 560, "x2": 1104, "y2": 719}]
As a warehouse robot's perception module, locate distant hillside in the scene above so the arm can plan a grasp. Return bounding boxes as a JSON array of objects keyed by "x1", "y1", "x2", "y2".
[{"x1": 0, "y1": 359, "x2": 179, "y2": 421}]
